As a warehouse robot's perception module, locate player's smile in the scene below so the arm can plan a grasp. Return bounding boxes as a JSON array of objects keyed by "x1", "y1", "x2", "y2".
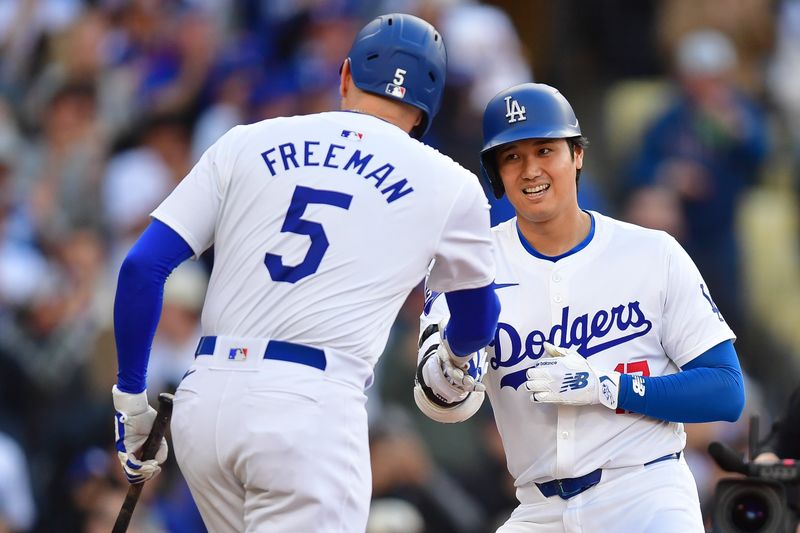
[{"x1": 521, "y1": 181, "x2": 550, "y2": 199}]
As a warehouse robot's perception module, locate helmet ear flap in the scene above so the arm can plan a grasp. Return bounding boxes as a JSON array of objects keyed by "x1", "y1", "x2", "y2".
[
  {"x1": 491, "y1": 177, "x2": 506, "y2": 199},
  {"x1": 480, "y1": 153, "x2": 506, "y2": 199}
]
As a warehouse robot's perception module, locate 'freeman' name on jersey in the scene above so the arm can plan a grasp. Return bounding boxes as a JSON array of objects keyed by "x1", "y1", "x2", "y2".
[{"x1": 261, "y1": 139, "x2": 414, "y2": 204}]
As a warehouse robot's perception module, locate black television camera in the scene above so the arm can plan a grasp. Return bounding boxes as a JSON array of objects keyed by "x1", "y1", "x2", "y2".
[{"x1": 709, "y1": 417, "x2": 799, "y2": 533}]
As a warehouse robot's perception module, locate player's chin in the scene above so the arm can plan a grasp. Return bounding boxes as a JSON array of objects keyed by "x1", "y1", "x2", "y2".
[{"x1": 523, "y1": 200, "x2": 569, "y2": 225}]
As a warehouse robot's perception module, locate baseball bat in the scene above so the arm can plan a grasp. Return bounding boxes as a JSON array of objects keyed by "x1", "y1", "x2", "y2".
[{"x1": 112, "y1": 392, "x2": 174, "y2": 533}]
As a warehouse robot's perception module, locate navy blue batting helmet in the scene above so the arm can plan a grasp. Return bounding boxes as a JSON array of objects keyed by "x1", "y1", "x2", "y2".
[
  {"x1": 480, "y1": 83, "x2": 582, "y2": 198},
  {"x1": 346, "y1": 13, "x2": 446, "y2": 139}
]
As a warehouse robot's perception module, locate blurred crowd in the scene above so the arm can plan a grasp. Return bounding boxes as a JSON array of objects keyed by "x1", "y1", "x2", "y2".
[{"x1": 0, "y1": 0, "x2": 798, "y2": 532}]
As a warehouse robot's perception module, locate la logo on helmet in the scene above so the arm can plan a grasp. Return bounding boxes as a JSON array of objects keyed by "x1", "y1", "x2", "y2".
[{"x1": 504, "y1": 96, "x2": 526, "y2": 123}]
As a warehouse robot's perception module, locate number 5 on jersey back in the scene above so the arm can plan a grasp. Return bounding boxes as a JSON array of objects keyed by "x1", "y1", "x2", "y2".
[{"x1": 265, "y1": 185, "x2": 353, "y2": 283}]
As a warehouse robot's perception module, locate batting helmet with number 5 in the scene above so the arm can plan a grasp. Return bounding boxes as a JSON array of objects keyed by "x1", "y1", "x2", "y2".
[{"x1": 346, "y1": 13, "x2": 447, "y2": 139}]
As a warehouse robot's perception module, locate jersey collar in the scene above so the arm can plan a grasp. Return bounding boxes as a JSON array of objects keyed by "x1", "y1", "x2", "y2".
[
  {"x1": 516, "y1": 211, "x2": 595, "y2": 262},
  {"x1": 334, "y1": 110, "x2": 408, "y2": 135}
]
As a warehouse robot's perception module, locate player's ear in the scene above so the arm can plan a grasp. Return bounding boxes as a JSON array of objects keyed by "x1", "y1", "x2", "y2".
[
  {"x1": 413, "y1": 110, "x2": 423, "y2": 128},
  {"x1": 339, "y1": 59, "x2": 351, "y2": 98}
]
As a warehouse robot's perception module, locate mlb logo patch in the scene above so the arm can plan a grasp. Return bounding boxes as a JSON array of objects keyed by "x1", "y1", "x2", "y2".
[
  {"x1": 228, "y1": 347, "x2": 248, "y2": 361},
  {"x1": 341, "y1": 129, "x2": 364, "y2": 141},
  {"x1": 385, "y1": 83, "x2": 406, "y2": 99}
]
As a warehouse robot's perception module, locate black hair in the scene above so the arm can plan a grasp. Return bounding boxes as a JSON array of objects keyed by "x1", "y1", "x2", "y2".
[{"x1": 567, "y1": 135, "x2": 589, "y2": 186}]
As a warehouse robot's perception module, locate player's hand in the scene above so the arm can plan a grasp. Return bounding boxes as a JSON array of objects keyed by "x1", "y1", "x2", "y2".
[
  {"x1": 525, "y1": 343, "x2": 620, "y2": 409},
  {"x1": 112, "y1": 385, "x2": 168, "y2": 484},
  {"x1": 420, "y1": 344, "x2": 485, "y2": 404}
]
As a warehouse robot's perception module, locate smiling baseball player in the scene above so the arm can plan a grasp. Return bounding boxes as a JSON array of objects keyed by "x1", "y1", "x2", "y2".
[
  {"x1": 111, "y1": 13, "x2": 500, "y2": 532},
  {"x1": 415, "y1": 83, "x2": 746, "y2": 533}
]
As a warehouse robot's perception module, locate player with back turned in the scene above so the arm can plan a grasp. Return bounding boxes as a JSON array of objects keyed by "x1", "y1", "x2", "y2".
[
  {"x1": 414, "y1": 83, "x2": 746, "y2": 532},
  {"x1": 110, "y1": 13, "x2": 499, "y2": 532}
]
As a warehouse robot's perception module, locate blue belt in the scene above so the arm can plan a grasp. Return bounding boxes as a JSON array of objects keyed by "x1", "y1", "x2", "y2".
[
  {"x1": 536, "y1": 451, "x2": 681, "y2": 500},
  {"x1": 194, "y1": 336, "x2": 327, "y2": 371}
]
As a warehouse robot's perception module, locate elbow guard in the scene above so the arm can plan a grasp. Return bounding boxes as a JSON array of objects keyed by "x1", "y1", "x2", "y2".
[
  {"x1": 413, "y1": 342, "x2": 486, "y2": 423},
  {"x1": 413, "y1": 381, "x2": 485, "y2": 423}
]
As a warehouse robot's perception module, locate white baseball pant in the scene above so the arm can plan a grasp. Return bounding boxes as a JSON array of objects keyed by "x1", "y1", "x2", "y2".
[
  {"x1": 497, "y1": 455, "x2": 704, "y2": 533},
  {"x1": 171, "y1": 336, "x2": 373, "y2": 532}
]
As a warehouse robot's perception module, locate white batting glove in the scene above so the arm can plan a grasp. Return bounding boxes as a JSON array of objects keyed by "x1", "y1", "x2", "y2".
[
  {"x1": 525, "y1": 343, "x2": 620, "y2": 409},
  {"x1": 414, "y1": 319, "x2": 488, "y2": 423},
  {"x1": 420, "y1": 346, "x2": 485, "y2": 404},
  {"x1": 112, "y1": 385, "x2": 168, "y2": 484}
]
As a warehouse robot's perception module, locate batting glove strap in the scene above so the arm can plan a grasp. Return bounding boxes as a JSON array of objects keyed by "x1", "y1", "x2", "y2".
[
  {"x1": 596, "y1": 370, "x2": 621, "y2": 410},
  {"x1": 525, "y1": 342, "x2": 620, "y2": 410}
]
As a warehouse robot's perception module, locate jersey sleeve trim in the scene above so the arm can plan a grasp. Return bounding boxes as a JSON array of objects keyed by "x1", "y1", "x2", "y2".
[
  {"x1": 429, "y1": 274, "x2": 496, "y2": 294},
  {"x1": 668, "y1": 331, "x2": 737, "y2": 368},
  {"x1": 150, "y1": 213, "x2": 206, "y2": 260}
]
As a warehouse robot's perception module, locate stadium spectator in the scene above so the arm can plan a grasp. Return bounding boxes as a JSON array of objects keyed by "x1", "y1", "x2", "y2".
[{"x1": 625, "y1": 29, "x2": 769, "y2": 336}]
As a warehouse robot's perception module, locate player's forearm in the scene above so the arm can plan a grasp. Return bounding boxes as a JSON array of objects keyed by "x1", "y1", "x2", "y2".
[
  {"x1": 617, "y1": 340, "x2": 745, "y2": 423},
  {"x1": 114, "y1": 220, "x2": 193, "y2": 393},
  {"x1": 443, "y1": 284, "x2": 500, "y2": 356}
]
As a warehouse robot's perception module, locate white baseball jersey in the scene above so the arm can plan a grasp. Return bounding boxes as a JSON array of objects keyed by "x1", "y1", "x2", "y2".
[
  {"x1": 152, "y1": 110, "x2": 495, "y2": 366},
  {"x1": 423, "y1": 211, "x2": 734, "y2": 487}
]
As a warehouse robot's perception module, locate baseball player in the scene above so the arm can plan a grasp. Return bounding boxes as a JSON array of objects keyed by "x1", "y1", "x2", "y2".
[
  {"x1": 415, "y1": 83, "x2": 746, "y2": 533},
  {"x1": 111, "y1": 14, "x2": 500, "y2": 532}
]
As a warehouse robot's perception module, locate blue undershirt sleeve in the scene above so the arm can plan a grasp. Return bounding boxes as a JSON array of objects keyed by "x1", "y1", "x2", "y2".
[
  {"x1": 443, "y1": 284, "x2": 500, "y2": 356},
  {"x1": 617, "y1": 340, "x2": 745, "y2": 423},
  {"x1": 114, "y1": 219, "x2": 195, "y2": 393}
]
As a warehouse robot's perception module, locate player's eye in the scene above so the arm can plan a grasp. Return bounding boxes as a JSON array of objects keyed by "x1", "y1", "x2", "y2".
[
  {"x1": 503, "y1": 152, "x2": 520, "y2": 162},
  {"x1": 539, "y1": 147, "x2": 552, "y2": 156}
]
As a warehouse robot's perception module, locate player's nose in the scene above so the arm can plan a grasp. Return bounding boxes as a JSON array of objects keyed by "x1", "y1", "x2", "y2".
[{"x1": 521, "y1": 158, "x2": 543, "y2": 180}]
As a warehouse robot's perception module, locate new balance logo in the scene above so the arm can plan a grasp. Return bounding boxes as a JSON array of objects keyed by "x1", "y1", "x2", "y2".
[
  {"x1": 561, "y1": 372, "x2": 589, "y2": 392},
  {"x1": 504, "y1": 96, "x2": 527, "y2": 123},
  {"x1": 631, "y1": 375, "x2": 646, "y2": 396}
]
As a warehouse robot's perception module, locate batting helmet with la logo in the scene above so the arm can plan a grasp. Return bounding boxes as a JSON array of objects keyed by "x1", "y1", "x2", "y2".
[{"x1": 480, "y1": 83, "x2": 582, "y2": 199}]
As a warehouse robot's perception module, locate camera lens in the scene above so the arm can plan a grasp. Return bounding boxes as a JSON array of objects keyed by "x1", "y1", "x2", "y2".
[{"x1": 730, "y1": 492, "x2": 769, "y2": 531}]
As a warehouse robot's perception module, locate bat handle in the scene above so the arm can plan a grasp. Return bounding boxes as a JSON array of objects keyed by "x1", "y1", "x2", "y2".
[
  {"x1": 112, "y1": 392, "x2": 175, "y2": 533},
  {"x1": 140, "y1": 392, "x2": 174, "y2": 462}
]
